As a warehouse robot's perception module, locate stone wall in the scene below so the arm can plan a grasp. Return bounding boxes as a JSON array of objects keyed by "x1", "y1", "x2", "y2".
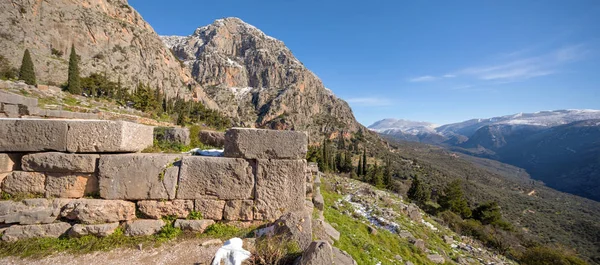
[{"x1": 0, "y1": 120, "x2": 309, "y2": 241}]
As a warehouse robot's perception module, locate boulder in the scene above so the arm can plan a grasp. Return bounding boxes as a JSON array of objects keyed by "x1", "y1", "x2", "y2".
[
  {"x1": 273, "y1": 211, "x2": 312, "y2": 250},
  {"x1": 177, "y1": 156, "x2": 253, "y2": 200},
  {"x1": 154, "y1": 127, "x2": 190, "y2": 145},
  {"x1": 60, "y1": 199, "x2": 135, "y2": 224},
  {"x1": 413, "y1": 239, "x2": 426, "y2": 252},
  {"x1": 137, "y1": 200, "x2": 193, "y2": 219},
  {"x1": 443, "y1": 235, "x2": 454, "y2": 244},
  {"x1": 69, "y1": 222, "x2": 119, "y2": 237},
  {"x1": 124, "y1": 219, "x2": 165, "y2": 236},
  {"x1": 21, "y1": 152, "x2": 99, "y2": 173},
  {"x1": 223, "y1": 200, "x2": 254, "y2": 221},
  {"x1": 45, "y1": 173, "x2": 98, "y2": 198},
  {"x1": 1, "y1": 222, "x2": 71, "y2": 242},
  {"x1": 98, "y1": 154, "x2": 183, "y2": 200},
  {"x1": 407, "y1": 204, "x2": 422, "y2": 222},
  {"x1": 194, "y1": 199, "x2": 226, "y2": 220},
  {"x1": 333, "y1": 247, "x2": 357, "y2": 265},
  {"x1": 299, "y1": 241, "x2": 333, "y2": 265},
  {"x1": 254, "y1": 159, "x2": 306, "y2": 220},
  {"x1": 1, "y1": 171, "x2": 45, "y2": 196},
  {"x1": 0, "y1": 119, "x2": 68, "y2": 152},
  {"x1": 65, "y1": 120, "x2": 153, "y2": 153},
  {"x1": 174, "y1": 219, "x2": 215, "y2": 232},
  {"x1": 198, "y1": 130, "x2": 225, "y2": 147},
  {"x1": 224, "y1": 128, "x2": 308, "y2": 159},
  {"x1": 427, "y1": 254, "x2": 445, "y2": 264},
  {"x1": 0, "y1": 153, "x2": 22, "y2": 173}
]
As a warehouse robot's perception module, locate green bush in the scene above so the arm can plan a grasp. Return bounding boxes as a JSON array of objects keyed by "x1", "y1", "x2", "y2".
[{"x1": 520, "y1": 246, "x2": 588, "y2": 265}]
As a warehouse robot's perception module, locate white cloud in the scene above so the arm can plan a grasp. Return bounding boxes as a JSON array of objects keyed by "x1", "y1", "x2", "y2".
[
  {"x1": 443, "y1": 74, "x2": 456, "y2": 78},
  {"x1": 345, "y1": 97, "x2": 392, "y2": 106},
  {"x1": 409, "y1": 75, "x2": 437, "y2": 82}
]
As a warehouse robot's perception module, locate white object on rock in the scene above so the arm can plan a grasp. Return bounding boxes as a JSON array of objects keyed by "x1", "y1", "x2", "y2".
[
  {"x1": 211, "y1": 237, "x2": 251, "y2": 265},
  {"x1": 187, "y1": 148, "x2": 224, "y2": 157}
]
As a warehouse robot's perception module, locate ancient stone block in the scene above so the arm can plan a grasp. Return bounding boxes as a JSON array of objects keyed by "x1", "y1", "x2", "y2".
[
  {"x1": 254, "y1": 159, "x2": 306, "y2": 220},
  {"x1": 333, "y1": 247, "x2": 357, "y2": 265},
  {"x1": 1, "y1": 222, "x2": 71, "y2": 242},
  {"x1": 273, "y1": 211, "x2": 312, "y2": 250},
  {"x1": 177, "y1": 156, "x2": 253, "y2": 200},
  {"x1": 174, "y1": 219, "x2": 215, "y2": 232},
  {"x1": 1, "y1": 171, "x2": 45, "y2": 196},
  {"x1": 69, "y1": 222, "x2": 119, "y2": 237},
  {"x1": 223, "y1": 200, "x2": 254, "y2": 221},
  {"x1": 60, "y1": 199, "x2": 135, "y2": 224},
  {"x1": 313, "y1": 192, "x2": 324, "y2": 211},
  {"x1": 299, "y1": 241, "x2": 333, "y2": 265},
  {"x1": 0, "y1": 153, "x2": 22, "y2": 173},
  {"x1": 224, "y1": 128, "x2": 308, "y2": 159},
  {"x1": 98, "y1": 154, "x2": 183, "y2": 200},
  {"x1": 0, "y1": 119, "x2": 68, "y2": 152},
  {"x1": 124, "y1": 219, "x2": 165, "y2": 236},
  {"x1": 154, "y1": 127, "x2": 190, "y2": 145},
  {"x1": 45, "y1": 173, "x2": 98, "y2": 198},
  {"x1": 198, "y1": 130, "x2": 225, "y2": 147},
  {"x1": 137, "y1": 200, "x2": 193, "y2": 219},
  {"x1": 194, "y1": 199, "x2": 226, "y2": 220},
  {"x1": 21, "y1": 152, "x2": 99, "y2": 173},
  {"x1": 0, "y1": 199, "x2": 66, "y2": 225},
  {"x1": 0, "y1": 90, "x2": 38, "y2": 107},
  {"x1": 66, "y1": 120, "x2": 153, "y2": 153}
]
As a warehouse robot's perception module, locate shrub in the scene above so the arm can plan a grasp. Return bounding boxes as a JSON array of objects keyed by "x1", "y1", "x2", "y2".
[
  {"x1": 250, "y1": 235, "x2": 301, "y2": 265},
  {"x1": 520, "y1": 246, "x2": 588, "y2": 265},
  {"x1": 0, "y1": 55, "x2": 17, "y2": 80},
  {"x1": 50, "y1": 48, "x2": 63, "y2": 57}
]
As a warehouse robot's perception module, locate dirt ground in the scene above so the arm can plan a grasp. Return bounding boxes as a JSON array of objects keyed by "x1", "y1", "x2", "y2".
[{"x1": 0, "y1": 238, "x2": 224, "y2": 265}]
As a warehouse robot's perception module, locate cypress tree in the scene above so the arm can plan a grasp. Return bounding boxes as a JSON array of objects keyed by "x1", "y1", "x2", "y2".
[
  {"x1": 67, "y1": 44, "x2": 81, "y2": 94},
  {"x1": 19, "y1": 49, "x2": 36, "y2": 85},
  {"x1": 384, "y1": 158, "x2": 392, "y2": 188},
  {"x1": 357, "y1": 156, "x2": 363, "y2": 177},
  {"x1": 362, "y1": 149, "x2": 367, "y2": 176}
]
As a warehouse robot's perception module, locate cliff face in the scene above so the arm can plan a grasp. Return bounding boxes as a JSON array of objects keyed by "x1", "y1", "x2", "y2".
[
  {"x1": 0, "y1": 0, "x2": 215, "y2": 107},
  {"x1": 162, "y1": 18, "x2": 362, "y2": 140}
]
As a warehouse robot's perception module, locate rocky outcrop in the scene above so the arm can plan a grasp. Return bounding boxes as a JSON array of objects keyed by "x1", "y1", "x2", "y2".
[
  {"x1": 162, "y1": 18, "x2": 361, "y2": 140},
  {"x1": 0, "y1": 0, "x2": 216, "y2": 106}
]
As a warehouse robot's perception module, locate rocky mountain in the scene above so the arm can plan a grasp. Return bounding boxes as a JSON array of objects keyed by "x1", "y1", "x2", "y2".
[
  {"x1": 0, "y1": 0, "x2": 215, "y2": 106},
  {"x1": 369, "y1": 118, "x2": 446, "y2": 144},
  {"x1": 161, "y1": 18, "x2": 361, "y2": 140}
]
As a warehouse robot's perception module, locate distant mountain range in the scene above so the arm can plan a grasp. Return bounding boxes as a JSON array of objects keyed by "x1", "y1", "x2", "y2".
[{"x1": 369, "y1": 109, "x2": 600, "y2": 201}]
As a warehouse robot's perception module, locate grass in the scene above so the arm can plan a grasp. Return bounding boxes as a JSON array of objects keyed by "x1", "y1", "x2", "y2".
[{"x1": 200, "y1": 223, "x2": 255, "y2": 239}]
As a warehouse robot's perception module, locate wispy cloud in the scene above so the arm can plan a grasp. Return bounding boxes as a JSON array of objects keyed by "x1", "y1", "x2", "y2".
[
  {"x1": 345, "y1": 97, "x2": 392, "y2": 106},
  {"x1": 409, "y1": 75, "x2": 437, "y2": 82}
]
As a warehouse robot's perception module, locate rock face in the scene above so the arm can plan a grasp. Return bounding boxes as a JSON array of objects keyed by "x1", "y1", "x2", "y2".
[
  {"x1": 162, "y1": 17, "x2": 361, "y2": 140},
  {"x1": 0, "y1": 0, "x2": 217, "y2": 105}
]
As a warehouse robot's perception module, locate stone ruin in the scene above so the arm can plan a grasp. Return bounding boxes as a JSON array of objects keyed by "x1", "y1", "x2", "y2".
[{"x1": 0, "y1": 118, "x2": 314, "y2": 242}]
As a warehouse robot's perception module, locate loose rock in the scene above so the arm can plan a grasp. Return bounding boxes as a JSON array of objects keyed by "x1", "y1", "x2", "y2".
[{"x1": 124, "y1": 219, "x2": 165, "y2": 236}]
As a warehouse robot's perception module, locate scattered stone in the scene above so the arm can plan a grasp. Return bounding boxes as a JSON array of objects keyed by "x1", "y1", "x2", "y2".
[
  {"x1": 407, "y1": 203, "x2": 422, "y2": 222},
  {"x1": 299, "y1": 240, "x2": 333, "y2": 265},
  {"x1": 394, "y1": 255, "x2": 403, "y2": 261},
  {"x1": 154, "y1": 127, "x2": 190, "y2": 145},
  {"x1": 173, "y1": 219, "x2": 215, "y2": 232},
  {"x1": 201, "y1": 239, "x2": 223, "y2": 247},
  {"x1": 65, "y1": 120, "x2": 153, "y2": 153},
  {"x1": 1, "y1": 222, "x2": 71, "y2": 242},
  {"x1": 137, "y1": 200, "x2": 193, "y2": 219},
  {"x1": 367, "y1": 225, "x2": 378, "y2": 235},
  {"x1": 0, "y1": 118, "x2": 67, "y2": 152},
  {"x1": 427, "y1": 254, "x2": 445, "y2": 264},
  {"x1": 124, "y1": 219, "x2": 165, "y2": 236},
  {"x1": 254, "y1": 159, "x2": 306, "y2": 220},
  {"x1": 21, "y1": 152, "x2": 99, "y2": 173},
  {"x1": 398, "y1": 230, "x2": 413, "y2": 239},
  {"x1": 61, "y1": 199, "x2": 135, "y2": 224},
  {"x1": 413, "y1": 239, "x2": 426, "y2": 252},
  {"x1": 333, "y1": 247, "x2": 357, "y2": 265},
  {"x1": 223, "y1": 200, "x2": 254, "y2": 221},
  {"x1": 273, "y1": 211, "x2": 312, "y2": 250},
  {"x1": 313, "y1": 192, "x2": 324, "y2": 211},
  {"x1": 177, "y1": 156, "x2": 253, "y2": 200},
  {"x1": 0, "y1": 153, "x2": 22, "y2": 173},
  {"x1": 98, "y1": 154, "x2": 182, "y2": 200},
  {"x1": 444, "y1": 235, "x2": 454, "y2": 244},
  {"x1": 1, "y1": 171, "x2": 45, "y2": 196},
  {"x1": 194, "y1": 199, "x2": 226, "y2": 220},
  {"x1": 69, "y1": 223, "x2": 119, "y2": 237},
  {"x1": 323, "y1": 221, "x2": 340, "y2": 241},
  {"x1": 45, "y1": 173, "x2": 98, "y2": 198},
  {"x1": 224, "y1": 128, "x2": 308, "y2": 159},
  {"x1": 198, "y1": 130, "x2": 225, "y2": 147},
  {"x1": 405, "y1": 261, "x2": 415, "y2": 265}
]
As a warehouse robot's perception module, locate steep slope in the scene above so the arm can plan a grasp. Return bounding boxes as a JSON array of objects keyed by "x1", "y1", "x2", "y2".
[
  {"x1": 0, "y1": 0, "x2": 214, "y2": 106},
  {"x1": 161, "y1": 18, "x2": 361, "y2": 140}
]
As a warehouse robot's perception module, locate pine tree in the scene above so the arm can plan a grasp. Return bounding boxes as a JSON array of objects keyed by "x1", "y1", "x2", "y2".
[
  {"x1": 407, "y1": 176, "x2": 430, "y2": 204},
  {"x1": 362, "y1": 149, "x2": 367, "y2": 176},
  {"x1": 67, "y1": 44, "x2": 81, "y2": 94},
  {"x1": 19, "y1": 49, "x2": 36, "y2": 85},
  {"x1": 439, "y1": 180, "x2": 472, "y2": 218}
]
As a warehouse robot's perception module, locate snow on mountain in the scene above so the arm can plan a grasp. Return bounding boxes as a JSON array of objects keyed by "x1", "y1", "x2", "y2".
[{"x1": 368, "y1": 119, "x2": 438, "y2": 135}]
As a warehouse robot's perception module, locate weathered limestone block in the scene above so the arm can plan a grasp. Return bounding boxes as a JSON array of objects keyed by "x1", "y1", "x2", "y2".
[
  {"x1": 198, "y1": 130, "x2": 225, "y2": 147},
  {"x1": 254, "y1": 159, "x2": 306, "y2": 220},
  {"x1": 0, "y1": 153, "x2": 22, "y2": 173},
  {"x1": 45, "y1": 173, "x2": 98, "y2": 198},
  {"x1": 0, "y1": 199, "x2": 67, "y2": 225},
  {"x1": 0, "y1": 119, "x2": 68, "y2": 152},
  {"x1": 66, "y1": 120, "x2": 153, "y2": 153},
  {"x1": 1, "y1": 222, "x2": 72, "y2": 242},
  {"x1": 124, "y1": 219, "x2": 165, "y2": 236},
  {"x1": 177, "y1": 156, "x2": 253, "y2": 200},
  {"x1": 313, "y1": 192, "x2": 324, "y2": 211},
  {"x1": 1, "y1": 171, "x2": 45, "y2": 196},
  {"x1": 333, "y1": 247, "x2": 357, "y2": 265},
  {"x1": 174, "y1": 219, "x2": 215, "y2": 232},
  {"x1": 299, "y1": 241, "x2": 333, "y2": 265},
  {"x1": 137, "y1": 200, "x2": 193, "y2": 219},
  {"x1": 154, "y1": 127, "x2": 190, "y2": 145},
  {"x1": 194, "y1": 199, "x2": 226, "y2": 220},
  {"x1": 21, "y1": 152, "x2": 99, "y2": 173},
  {"x1": 98, "y1": 154, "x2": 182, "y2": 200},
  {"x1": 273, "y1": 211, "x2": 312, "y2": 250},
  {"x1": 0, "y1": 90, "x2": 38, "y2": 107},
  {"x1": 224, "y1": 128, "x2": 308, "y2": 159},
  {"x1": 69, "y1": 222, "x2": 119, "y2": 237},
  {"x1": 61, "y1": 199, "x2": 135, "y2": 224},
  {"x1": 223, "y1": 200, "x2": 254, "y2": 221}
]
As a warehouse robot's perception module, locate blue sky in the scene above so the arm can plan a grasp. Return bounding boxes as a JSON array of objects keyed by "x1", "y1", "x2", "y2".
[{"x1": 129, "y1": 0, "x2": 600, "y2": 126}]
